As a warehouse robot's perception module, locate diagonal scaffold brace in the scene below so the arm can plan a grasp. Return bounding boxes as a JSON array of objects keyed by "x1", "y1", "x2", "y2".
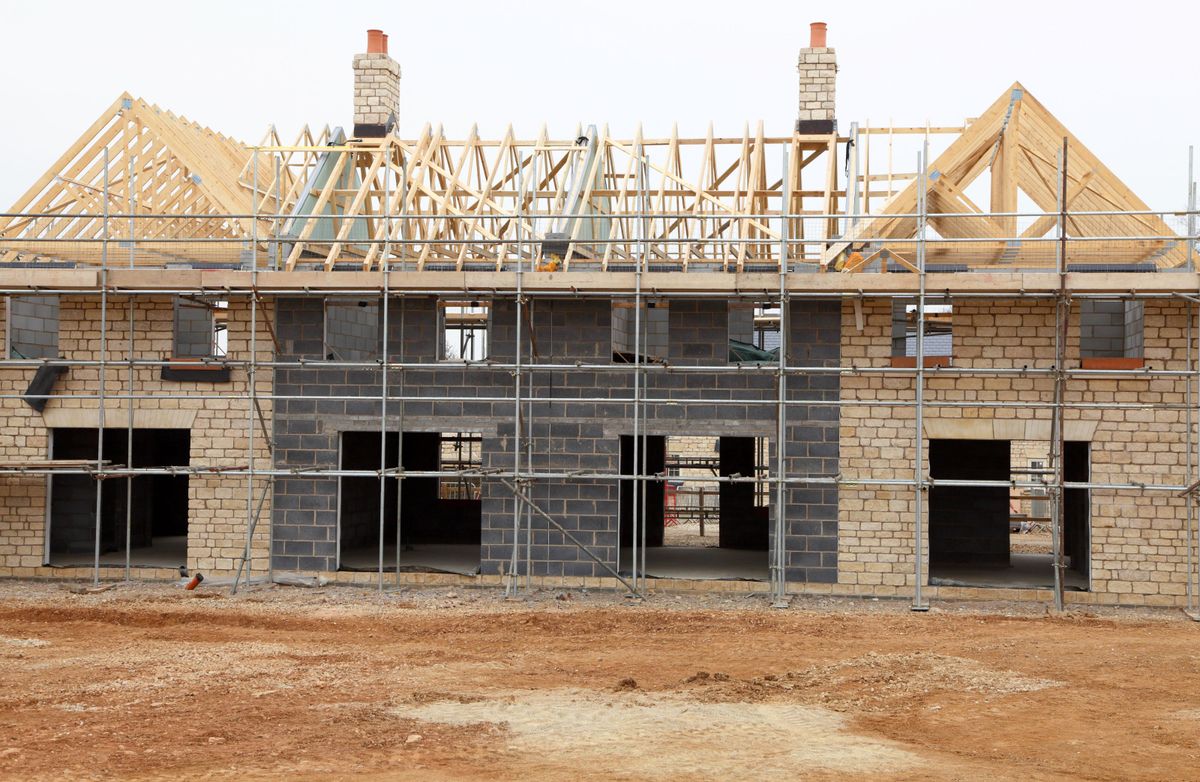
[{"x1": 501, "y1": 478, "x2": 644, "y2": 600}]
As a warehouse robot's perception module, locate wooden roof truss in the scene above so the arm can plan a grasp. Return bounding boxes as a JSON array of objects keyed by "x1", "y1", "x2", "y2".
[
  {"x1": 273, "y1": 122, "x2": 840, "y2": 271},
  {"x1": 2, "y1": 83, "x2": 1183, "y2": 273},
  {"x1": 0, "y1": 93, "x2": 274, "y2": 266},
  {"x1": 834, "y1": 83, "x2": 1186, "y2": 271}
]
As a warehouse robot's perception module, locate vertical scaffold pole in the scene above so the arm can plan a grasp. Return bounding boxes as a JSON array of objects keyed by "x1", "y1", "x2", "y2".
[
  {"x1": 266, "y1": 160, "x2": 276, "y2": 588},
  {"x1": 1189, "y1": 146, "x2": 1199, "y2": 618},
  {"x1": 1187, "y1": 146, "x2": 1195, "y2": 273},
  {"x1": 633, "y1": 131, "x2": 647, "y2": 594},
  {"x1": 93, "y1": 148, "x2": 110, "y2": 587},
  {"x1": 273, "y1": 153, "x2": 283, "y2": 272},
  {"x1": 1194, "y1": 294, "x2": 1200, "y2": 618},
  {"x1": 772, "y1": 142, "x2": 790, "y2": 608},
  {"x1": 1190, "y1": 146, "x2": 1199, "y2": 616},
  {"x1": 389, "y1": 157, "x2": 404, "y2": 586},
  {"x1": 911, "y1": 146, "x2": 929, "y2": 612},
  {"x1": 1187, "y1": 299, "x2": 1194, "y2": 615},
  {"x1": 378, "y1": 222, "x2": 390, "y2": 592},
  {"x1": 1049, "y1": 138, "x2": 1069, "y2": 612},
  {"x1": 248, "y1": 149, "x2": 260, "y2": 586},
  {"x1": 233, "y1": 148, "x2": 262, "y2": 595},
  {"x1": 525, "y1": 148, "x2": 539, "y2": 594},
  {"x1": 505, "y1": 160, "x2": 525, "y2": 597},
  {"x1": 124, "y1": 156, "x2": 135, "y2": 581}
]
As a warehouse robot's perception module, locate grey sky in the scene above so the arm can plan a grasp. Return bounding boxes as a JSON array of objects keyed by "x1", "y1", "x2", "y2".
[{"x1": 1, "y1": 0, "x2": 1196, "y2": 210}]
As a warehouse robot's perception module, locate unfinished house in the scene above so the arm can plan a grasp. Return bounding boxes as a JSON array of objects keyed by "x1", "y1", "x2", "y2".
[{"x1": 0, "y1": 24, "x2": 1197, "y2": 611}]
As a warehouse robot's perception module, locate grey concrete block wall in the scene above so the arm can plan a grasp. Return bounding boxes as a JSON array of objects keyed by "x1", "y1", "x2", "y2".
[
  {"x1": 612, "y1": 300, "x2": 668, "y2": 359},
  {"x1": 1123, "y1": 300, "x2": 1144, "y2": 358},
  {"x1": 270, "y1": 294, "x2": 840, "y2": 583},
  {"x1": 1079, "y1": 299, "x2": 1125, "y2": 358},
  {"x1": 774, "y1": 300, "x2": 841, "y2": 583},
  {"x1": 9, "y1": 295, "x2": 59, "y2": 359},
  {"x1": 1080, "y1": 299, "x2": 1143, "y2": 358},
  {"x1": 325, "y1": 298, "x2": 381, "y2": 361},
  {"x1": 173, "y1": 298, "x2": 214, "y2": 358},
  {"x1": 728, "y1": 302, "x2": 755, "y2": 347}
]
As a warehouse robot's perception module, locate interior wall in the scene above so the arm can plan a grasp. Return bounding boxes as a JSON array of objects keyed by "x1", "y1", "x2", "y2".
[
  {"x1": 8, "y1": 295, "x2": 59, "y2": 359},
  {"x1": 49, "y1": 428, "x2": 190, "y2": 557},
  {"x1": 173, "y1": 298, "x2": 214, "y2": 358},
  {"x1": 928, "y1": 439, "x2": 1011, "y2": 567},
  {"x1": 338, "y1": 430, "x2": 481, "y2": 564},
  {"x1": 1080, "y1": 299, "x2": 1143, "y2": 358},
  {"x1": 612, "y1": 302, "x2": 668, "y2": 361},
  {"x1": 718, "y1": 436, "x2": 767, "y2": 550},
  {"x1": 1064, "y1": 441, "x2": 1090, "y2": 576},
  {"x1": 619, "y1": 435, "x2": 665, "y2": 548},
  {"x1": 1079, "y1": 299, "x2": 1123, "y2": 357},
  {"x1": 325, "y1": 298, "x2": 381, "y2": 361}
]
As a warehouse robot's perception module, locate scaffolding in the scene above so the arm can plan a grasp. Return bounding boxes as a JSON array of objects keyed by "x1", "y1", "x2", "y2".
[{"x1": 0, "y1": 122, "x2": 1198, "y2": 616}]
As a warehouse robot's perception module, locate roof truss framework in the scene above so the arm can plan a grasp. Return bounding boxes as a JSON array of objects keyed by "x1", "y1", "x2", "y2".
[
  {"x1": 276, "y1": 122, "x2": 841, "y2": 272},
  {"x1": 0, "y1": 93, "x2": 273, "y2": 266},
  {"x1": 1, "y1": 84, "x2": 1185, "y2": 272},
  {"x1": 835, "y1": 83, "x2": 1186, "y2": 270}
]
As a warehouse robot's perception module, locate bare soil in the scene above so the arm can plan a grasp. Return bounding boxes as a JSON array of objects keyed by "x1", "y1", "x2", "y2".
[
  {"x1": 662, "y1": 520, "x2": 719, "y2": 547},
  {"x1": 1011, "y1": 531, "x2": 1054, "y2": 554},
  {"x1": 0, "y1": 582, "x2": 1198, "y2": 781}
]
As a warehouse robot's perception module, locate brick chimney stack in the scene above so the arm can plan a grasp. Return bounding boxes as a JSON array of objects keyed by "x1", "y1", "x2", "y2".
[
  {"x1": 353, "y1": 29, "x2": 401, "y2": 138},
  {"x1": 796, "y1": 22, "x2": 837, "y2": 134}
]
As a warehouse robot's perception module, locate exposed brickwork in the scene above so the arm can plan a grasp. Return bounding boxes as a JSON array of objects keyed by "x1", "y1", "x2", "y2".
[
  {"x1": 797, "y1": 47, "x2": 837, "y2": 124},
  {"x1": 1, "y1": 286, "x2": 1193, "y2": 605},
  {"x1": 271, "y1": 296, "x2": 840, "y2": 583},
  {"x1": 840, "y1": 297, "x2": 1194, "y2": 606},
  {"x1": 353, "y1": 52, "x2": 400, "y2": 131},
  {"x1": 0, "y1": 295, "x2": 272, "y2": 577}
]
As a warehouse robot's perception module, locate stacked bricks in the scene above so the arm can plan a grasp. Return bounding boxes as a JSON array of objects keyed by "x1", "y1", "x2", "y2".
[
  {"x1": 0, "y1": 295, "x2": 273, "y2": 578},
  {"x1": 611, "y1": 301, "x2": 668, "y2": 359},
  {"x1": 838, "y1": 296, "x2": 1195, "y2": 606},
  {"x1": 173, "y1": 298, "x2": 215, "y2": 358},
  {"x1": 0, "y1": 296, "x2": 49, "y2": 573},
  {"x1": 1080, "y1": 299, "x2": 1144, "y2": 358},
  {"x1": 8, "y1": 295, "x2": 59, "y2": 359},
  {"x1": 796, "y1": 22, "x2": 836, "y2": 128},
  {"x1": 1011, "y1": 440, "x2": 1051, "y2": 517},
  {"x1": 352, "y1": 30, "x2": 400, "y2": 136},
  {"x1": 270, "y1": 296, "x2": 841, "y2": 583}
]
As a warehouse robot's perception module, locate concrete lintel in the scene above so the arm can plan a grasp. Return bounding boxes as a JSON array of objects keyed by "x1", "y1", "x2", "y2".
[
  {"x1": 923, "y1": 417, "x2": 1099, "y2": 442},
  {"x1": 42, "y1": 407, "x2": 198, "y2": 430},
  {"x1": 603, "y1": 420, "x2": 776, "y2": 439}
]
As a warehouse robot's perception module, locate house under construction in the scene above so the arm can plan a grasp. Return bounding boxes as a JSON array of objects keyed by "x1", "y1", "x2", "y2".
[{"x1": 1, "y1": 24, "x2": 1198, "y2": 611}]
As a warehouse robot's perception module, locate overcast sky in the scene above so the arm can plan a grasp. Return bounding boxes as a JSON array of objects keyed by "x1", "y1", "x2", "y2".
[{"x1": 1, "y1": 0, "x2": 1196, "y2": 210}]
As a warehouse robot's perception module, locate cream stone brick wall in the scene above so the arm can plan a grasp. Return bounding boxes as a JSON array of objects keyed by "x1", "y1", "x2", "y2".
[
  {"x1": 797, "y1": 48, "x2": 837, "y2": 123},
  {"x1": 0, "y1": 294, "x2": 47, "y2": 571},
  {"x1": 840, "y1": 297, "x2": 1196, "y2": 606},
  {"x1": 668, "y1": 435, "x2": 718, "y2": 461},
  {"x1": 353, "y1": 53, "x2": 401, "y2": 130},
  {"x1": 0, "y1": 295, "x2": 273, "y2": 579},
  {"x1": 1011, "y1": 440, "x2": 1051, "y2": 516}
]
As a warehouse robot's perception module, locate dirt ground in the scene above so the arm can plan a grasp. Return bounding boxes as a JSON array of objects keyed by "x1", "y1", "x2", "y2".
[
  {"x1": 0, "y1": 582, "x2": 1198, "y2": 781},
  {"x1": 662, "y1": 520, "x2": 719, "y2": 547},
  {"x1": 1011, "y1": 531, "x2": 1054, "y2": 554}
]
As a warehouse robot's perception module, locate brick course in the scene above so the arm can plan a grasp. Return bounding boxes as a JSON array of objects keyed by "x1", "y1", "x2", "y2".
[
  {"x1": 271, "y1": 296, "x2": 841, "y2": 582},
  {"x1": 840, "y1": 297, "x2": 1194, "y2": 605},
  {"x1": 0, "y1": 295, "x2": 272, "y2": 578}
]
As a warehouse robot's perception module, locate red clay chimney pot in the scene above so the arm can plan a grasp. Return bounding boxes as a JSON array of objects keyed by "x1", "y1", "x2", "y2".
[
  {"x1": 809, "y1": 22, "x2": 827, "y2": 48},
  {"x1": 381, "y1": 33, "x2": 389, "y2": 54},
  {"x1": 367, "y1": 29, "x2": 385, "y2": 54}
]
